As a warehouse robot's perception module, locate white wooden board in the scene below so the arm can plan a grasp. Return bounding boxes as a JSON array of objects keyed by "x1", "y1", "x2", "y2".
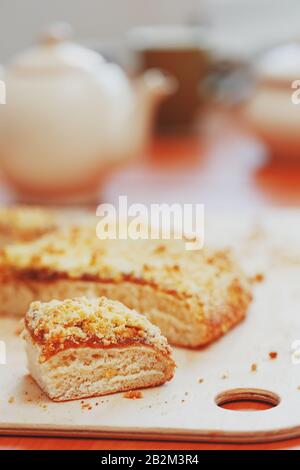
[{"x1": 1, "y1": 209, "x2": 300, "y2": 443}]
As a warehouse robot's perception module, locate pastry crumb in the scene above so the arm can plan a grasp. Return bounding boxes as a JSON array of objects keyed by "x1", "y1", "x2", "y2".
[
  {"x1": 123, "y1": 390, "x2": 143, "y2": 400},
  {"x1": 251, "y1": 363, "x2": 257, "y2": 372},
  {"x1": 8, "y1": 396, "x2": 15, "y2": 404},
  {"x1": 250, "y1": 273, "x2": 265, "y2": 284},
  {"x1": 153, "y1": 244, "x2": 166, "y2": 254},
  {"x1": 221, "y1": 373, "x2": 229, "y2": 380},
  {"x1": 269, "y1": 351, "x2": 278, "y2": 360},
  {"x1": 81, "y1": 402, "x2": 92, "y2": 410},
  {"x1": 198, "y1": 378, "x2": 204, "y2": 384}
]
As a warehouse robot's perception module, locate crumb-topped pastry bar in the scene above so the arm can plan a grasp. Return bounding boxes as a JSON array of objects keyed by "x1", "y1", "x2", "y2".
[
  {"x1": 0, "y1": 206, "x2": 57, "y2": 246},
  {"x1": 23, "y1": 296, "x2": 175, "y2": 401},
  {"x1": 1, "y1": 227, "x2": 252, "y2": 347}
]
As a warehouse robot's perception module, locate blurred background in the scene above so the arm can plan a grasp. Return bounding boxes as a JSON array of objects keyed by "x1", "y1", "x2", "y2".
[
  {"x1": 2, "y1": 0, "x2": 300, "y2": 62},
  {"x1": 0, "y1": 0, "x2": 300, "y2": 208}
]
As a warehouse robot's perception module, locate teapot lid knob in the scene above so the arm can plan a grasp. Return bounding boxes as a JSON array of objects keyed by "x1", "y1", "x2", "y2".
[
  {"x1": 40, "y1": 22, "x2": 72, "y2": 46},
  {"x1": 9, "y1": 21, "x2": 104, "y2": 71}
]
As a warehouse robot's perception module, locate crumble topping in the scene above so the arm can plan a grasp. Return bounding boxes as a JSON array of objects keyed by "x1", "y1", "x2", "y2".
[
  {"x1": 1, "y1": 226, "x2": 252, "y2": 307},
  {"x1": 0, "y1": 206, "x2": 56, "y2": 241},
  {"x1": 25, "y1": 296, "x2": 170, "y2": 361}
]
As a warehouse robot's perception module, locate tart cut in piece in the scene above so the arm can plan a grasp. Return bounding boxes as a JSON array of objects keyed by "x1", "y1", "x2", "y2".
[
  {"x1": 23, "y1": 296, "x2": 175, "y2": 401},
  {"x1": 1, "y1": 226, "x2": 252, "y2": 347}
]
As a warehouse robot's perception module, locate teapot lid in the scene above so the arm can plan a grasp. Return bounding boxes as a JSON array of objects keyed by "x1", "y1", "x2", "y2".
[
  {"x1": 256, "y1": 41, "x2": 300, "y2": 85},
  {"x1": 9, "y1": 22, "x2": 104, "y2": 72}
]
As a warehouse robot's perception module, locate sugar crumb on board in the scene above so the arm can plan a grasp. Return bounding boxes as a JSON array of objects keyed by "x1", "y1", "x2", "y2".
[
  {"x1": 250, "y1": 273, "x2": 265, "y2": 284},
  {"x1": 221, "y1": 372, "x2": 229, "y2": 380},
  {"x1": 269, "y1": 351, "x2": 278, "y2": 360},
  {"x1": 81, "y1": 402, "x2": 92, "y2": 411},
  {"x1": 123, "y1": 390, "x2": 143, "y2": 400},
  {"x1": 251, "y1": 363, "x2": 257, "y2": 372},
  {"x1": 38, "y1": 403, "x2": 48, "y2": 410}
]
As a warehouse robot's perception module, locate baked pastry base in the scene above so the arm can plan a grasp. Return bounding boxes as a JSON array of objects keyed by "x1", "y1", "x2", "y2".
[{"x1": 25, "y1": 335, "x2": 174, "y2": 401}]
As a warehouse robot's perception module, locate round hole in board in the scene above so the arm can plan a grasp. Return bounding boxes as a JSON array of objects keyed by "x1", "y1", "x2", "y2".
[{"x1": 215, "y1": 388, "x2": 280, "y2": 412}]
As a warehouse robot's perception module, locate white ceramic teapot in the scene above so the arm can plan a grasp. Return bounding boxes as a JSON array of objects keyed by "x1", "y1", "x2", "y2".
[{"x1": 0, "y1": 23, "x2": 175, "y2": 203}]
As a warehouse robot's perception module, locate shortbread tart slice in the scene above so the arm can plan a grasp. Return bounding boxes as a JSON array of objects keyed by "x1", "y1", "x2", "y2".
[
  {"x1": 23, "y1": 296, "x2": 175, "y2": 401},
  {"x1": 1, "y1": 226, "x2": 252, "y2": 348}
]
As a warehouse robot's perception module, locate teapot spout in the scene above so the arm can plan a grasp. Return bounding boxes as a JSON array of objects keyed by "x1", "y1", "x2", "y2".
[
  {"x1": 136, "y1": 69, "x2": 177, "y2": 114},
  {"x1": 114, "y1": 70, "x2": 176, "y2": 161}
]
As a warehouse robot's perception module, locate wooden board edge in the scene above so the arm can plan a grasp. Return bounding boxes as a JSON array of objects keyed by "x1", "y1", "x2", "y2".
[{"x1": 1, "y1": 426, "x2": 300, "y2": 444}]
